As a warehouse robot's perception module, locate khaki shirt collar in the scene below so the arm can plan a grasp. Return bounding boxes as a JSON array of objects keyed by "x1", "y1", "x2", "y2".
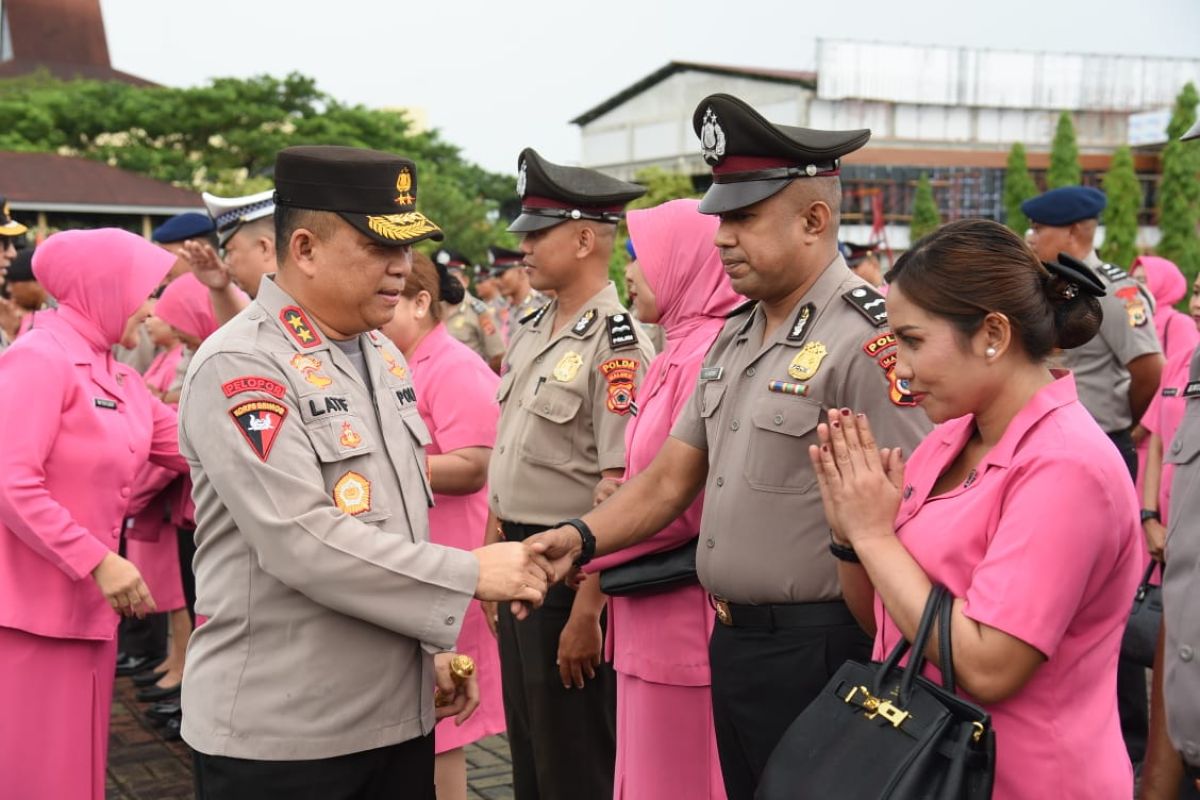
[
  {"x1": 255, "y1": 276, "x2": 333, "y2": 354},
  {"x1": 530, "y1": 281, "x2": 620, "y2": 342},
  {"x1": 735, "y1": 254, "x2": 855, "y2": 350}
]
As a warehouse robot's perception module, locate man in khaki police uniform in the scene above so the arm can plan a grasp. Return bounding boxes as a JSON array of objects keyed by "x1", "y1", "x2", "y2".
[
  {"x1": 1157, "y1": 114, "x2": 1200, "y2": 797},
  {"x1": 482, "y1": 147, "x2": 652, "y2": 800},
  {"x1": 1024, "y1": 185, "x2": 1163, "y2": 765},
  {"x1": 437, "y1": 247, "x2": 505, "y2": 372},
  {"x1": 178, "y1": 146, "x2": 552, "y2": 800},
  {"x1": 525, "y1": 94, "x2": 931, "y2": 800},
  {"x1": 488, "y1": 243, "x2": 548, "y2": 343}
]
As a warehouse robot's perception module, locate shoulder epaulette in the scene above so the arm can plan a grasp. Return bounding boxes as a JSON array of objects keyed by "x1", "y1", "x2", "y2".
[
  {"x1": 1096, "y1": 262, "x2": 1128, "y2": 284},
  {"x1": 521, "y1": 303, "x2": 550, "y2": 326},
  {"x1": 571, "y1": 308, "x2": 599, "y2": 337},
  {"x1": 469, "y1": 297, "x2": 488, "y2": 314},
  {"x1": 842, "y1": 286, "x2": 888, "y2": 327},
  {"x1": 606, "y1": 313, "x2": 639, "y2": 350}
]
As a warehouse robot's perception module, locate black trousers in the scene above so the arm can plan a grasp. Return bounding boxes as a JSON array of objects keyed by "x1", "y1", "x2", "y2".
[
  {"x1": 1110, "y1": 428, "x2": 1149, "y2": 765},
  {"x1": 708, "y1": 609, "x2": 872, "y2": 800},
  {"x1": 177, "y1": 526, "x2": 198, "y2": 624},
  {"x1": 117, "y1": 533, "x2": 167, "y2": 659},
  {"x1": 193, "y1": 735, "x2": 434, "y2": 800},
  {"x1": 497, "y1": 582, "x2": 616, "y2": 800}
]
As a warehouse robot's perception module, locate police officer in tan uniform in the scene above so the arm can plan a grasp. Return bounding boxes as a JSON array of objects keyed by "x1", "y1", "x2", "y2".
[
  {"x1": 1156, "y1": 115, "x2": 1200, "y2": 798},
  {"x1": 178, "y1": 146, "x2": 551, "y2": 800},
  {"x1": 437, "y1": 248, "x2": 505, "y2": 372},
  {"x1": 487, "y1": 244, "x2": 548, "y2": 343},
  {"x1": 1024, "y1": 185, "x2": 1164, "y2": 766},
  {"x1": 482, "y1": 147, "x2": 651, "y2": 800},
  {"x1": 524, "y1": 94, "x2": 931, "y2": 800}
]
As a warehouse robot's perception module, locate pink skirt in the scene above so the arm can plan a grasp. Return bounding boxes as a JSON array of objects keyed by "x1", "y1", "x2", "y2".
[
  {"x1": 0, "y1": 626, "x2": 118, "y2": 800},
  {"x1": 435, "y1": 598, "x2": 505, "y2": 753},
  {"x1": 126, "y1": 526, "x2": 186, "y2": 612},
  {"x1": 613, "y1": 672, "x2": 727, "y2": 800}
]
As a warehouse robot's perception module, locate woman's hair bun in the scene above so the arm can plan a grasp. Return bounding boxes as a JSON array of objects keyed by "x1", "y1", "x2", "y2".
[
  {"x1": 437, "y1": 266, "x2": 465, "y2": 305},
  {"x1": 1041, "y1": 254, "x2": 1103, "y2": 350}
]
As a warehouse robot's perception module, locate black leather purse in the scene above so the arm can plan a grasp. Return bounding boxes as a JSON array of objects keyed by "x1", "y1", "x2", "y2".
[
  {"x1": 756, "y1": 586, "x2": 995, "y2": 800},
  {"x1": 598, "y1": 538, "x2": 698, "y2": 596},
  {"x1": 1121, "y1": 561, "x2": 1162, "y2": 668}
]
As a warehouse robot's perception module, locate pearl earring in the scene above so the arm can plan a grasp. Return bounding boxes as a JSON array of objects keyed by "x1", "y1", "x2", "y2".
[{"x1": 986, "y1": 347, "x2": 997, "y2": 358}]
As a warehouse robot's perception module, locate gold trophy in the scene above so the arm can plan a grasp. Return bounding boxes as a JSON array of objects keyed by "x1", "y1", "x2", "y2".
[{"x1": 434, "y1": 654, "x2": 476, "y2": 707}]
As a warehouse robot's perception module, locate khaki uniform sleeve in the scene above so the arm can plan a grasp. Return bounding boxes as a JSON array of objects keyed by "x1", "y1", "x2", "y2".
[
  {"x1": 180, "y1": 352, "x2": 478, "y2": 651},
  {"x1": 478, "y1": 309, "x2": 507, "y2": 361},
  {"x1": 1100, "y1": 292, "x2": 1162, "y2": 366},
  {"x1": 840, "y1": 341, "x2": 932, "y2": 454},
  {"x1": 592, "y1": 345, "x2": 649, "y2": 472}
]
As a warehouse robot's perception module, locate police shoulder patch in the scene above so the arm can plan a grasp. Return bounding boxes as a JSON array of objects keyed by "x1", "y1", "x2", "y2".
[
  {"x1": 606, "y1": 313, "x2": 638, "y2": 350},
  {"x1": 230, "y1": 399, "x2": 288, "y2": 461},
  {"x1": 842, "y1": 286, "x2": 889, "y2": 327},
  {"x1": 599, "y1": 357, "x2": 640, "y2": 416}
]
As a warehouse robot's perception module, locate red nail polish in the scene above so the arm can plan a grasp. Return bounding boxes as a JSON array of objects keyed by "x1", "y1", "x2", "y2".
[
  {"x1": 832, "y1": 420, "x2": 840, "y2": 429},
  {"x1": 841, "y1": 408, "x2": 851, "y2": 416},
  {"x1": 822, "y1": 445, "x2": 829, "y2": 453}
]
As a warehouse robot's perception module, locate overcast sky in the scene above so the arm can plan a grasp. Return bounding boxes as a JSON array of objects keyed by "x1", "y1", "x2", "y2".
[{"x1": 101, "y1": 0, "x2": 1200, "y2": 176}]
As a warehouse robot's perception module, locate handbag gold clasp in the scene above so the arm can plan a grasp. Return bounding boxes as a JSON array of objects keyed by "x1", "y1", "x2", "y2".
[{"x1": 843, "y1": 685, "x2": 910, "y2": 729}]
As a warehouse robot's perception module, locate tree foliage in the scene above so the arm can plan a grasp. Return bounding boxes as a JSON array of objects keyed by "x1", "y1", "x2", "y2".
[
  {"x1": 1098, "y1": 146, "x2": 1141, "y2": 267},
  {"x1": 1047, "y1": 112, "x2": 1082, "y2": 189},
  {"x1": 0, "y1": 70, "x2": 514, "y2": 263},
  {"x1": 910, "y1": 173, "x2": 942, "y2": 243},
  {"x1": 1157, "y1": 82, "x2": 1200, "y2": 282},
  {"x1": 1002, "y1": 143, "x2": 1037, "y2": 235}
]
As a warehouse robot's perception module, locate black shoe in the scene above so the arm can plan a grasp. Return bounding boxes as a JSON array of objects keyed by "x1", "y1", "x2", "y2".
[
  {"x1": 131, "y1": 668, "x2": 169, "y2": 687},
  {"x1": 163, "y1": 714, "x2": 183, "y2": 741},
  {"x1": 115, "y1": 653, "x2": 164, "y2": 677},
  {"x1": 136, "y1": 682, "x2": 181, "y2": 703},
  {"x1": 145, "y1": 700, "x2": 182, "y2": 725}
]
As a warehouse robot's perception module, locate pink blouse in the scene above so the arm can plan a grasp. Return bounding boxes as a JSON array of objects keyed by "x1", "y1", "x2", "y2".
[
  {"x1": 1143, "y1": 343, "x2": 1198, "y2": 525},
  {"x1": 873, "y1": 373, "x2": 1140, "y2": 799}
]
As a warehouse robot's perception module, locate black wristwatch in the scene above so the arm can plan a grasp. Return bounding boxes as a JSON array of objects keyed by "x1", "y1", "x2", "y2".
[
  {"x1": 1141, "y1": 509, "x2": 1161, "y2": 524},
  {"x1": 560, "y1": 518, "x2": 597, "y2": 567},
  {"x1": 828, "y1": 531, "x2": 861, "y2": 564}
]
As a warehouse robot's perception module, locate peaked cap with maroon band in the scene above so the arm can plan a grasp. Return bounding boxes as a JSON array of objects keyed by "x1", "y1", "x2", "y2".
[
  {"x1": 487, "y1": 244, "x2": 525, "y2": 275},
  {"x1": 508, "y1": 148, "x2": 646, "y2": 233},
  {"x1": 693, "y1": 93, "x2": 871, "y2": 215}
]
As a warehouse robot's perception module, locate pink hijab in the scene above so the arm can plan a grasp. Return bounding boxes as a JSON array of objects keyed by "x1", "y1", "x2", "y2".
[
  {"x1": 1133, "y1": 255, "x2": 1198, "y2": 359},
  {"x1": 155, "y1": 272, "x2": 219, "y2": 342},
  {"x1": 623, "y1": 199, "x2": 743, "y2": 475},
  {"x1": 32, "y1": 228, "x2": 174, "y2": 351}
]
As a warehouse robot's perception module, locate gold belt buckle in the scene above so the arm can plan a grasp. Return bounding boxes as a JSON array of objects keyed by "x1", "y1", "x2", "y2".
[{"x1": 713, "y1": 596, "x2": 733, "y2": 626}]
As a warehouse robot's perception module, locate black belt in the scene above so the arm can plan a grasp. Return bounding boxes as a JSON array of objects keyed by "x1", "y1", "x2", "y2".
[
  {"x1": 500, "y1": 521, "x2": 550, "y2": 542},
  {"x1": 710, "y1": 597, "x2": 857, "y2": 629}
]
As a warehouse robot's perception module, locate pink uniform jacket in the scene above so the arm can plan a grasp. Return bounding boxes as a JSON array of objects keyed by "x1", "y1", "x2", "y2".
[
  {"x1": 0, "y1": 229, "x2": 185, "y2": 641},
  {"x1": 874, "y1": 373, "x2": 1140, "y2": 799}
]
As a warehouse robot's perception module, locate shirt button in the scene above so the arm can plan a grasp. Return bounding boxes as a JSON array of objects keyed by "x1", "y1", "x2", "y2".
[
  {"x1": 498, "y1": 445, "x2": 505, "y2": 454},
  {"x1": 1182, "y1": 645, "x2": 1195, "y2": 662},
  {"x1": 111, "y1": 527, "x2": 120, "y2": 538},
  {"x1": 730, "y1": 420, "x2": 740, "y2": 431},
  {"x1": 746, "y1": 367, "x2": 756, "y2": 377},
  {"x1": 445, "y1": 616, "x2": 456, "y2": 625},
  {"x1": 1173, "y1": 440, "x2": 1183, "y2": 454},
  {"x1": 120, "y1": 487, "x2": 130, "y2": 498},
  {"x1": 715, "y1": 476, "x2": 724, "y2": 487},
  {"x1": 542, "y1": 405, "x2": 551, "y2": 414},
  {"x1": 773, "y1": 414, "x2": 784, "y2": 426},
  {"x1": 535, "y1": 356, "x2": 544, "y2": 364},
  {"x1": 706, "y1": 539, "x2": 715, "y2": 549},
  {"x1": 492, "y1": 494, "x2": 499, "y2": 502}
]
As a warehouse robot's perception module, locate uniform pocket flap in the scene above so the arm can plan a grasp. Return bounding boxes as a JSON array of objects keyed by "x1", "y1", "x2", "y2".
[
  {"x1": 700, "y1": 383, "x2": 727, "y2": 418},
  {"x1": 401, "y1": 410, "x2": 433, "y2": 447},
  {"x1": 526, "y1": 384, "x2": 583, "y2": 424},
  {"x1": 1167, "y1": 426, "x2": 1200, "y2": 466},
  {"x1": 751, "y1": 400, "x2": 821, "y2": 437},
  {"x1": 496, "y1": 370, "x2": 516, "y2": 403}
]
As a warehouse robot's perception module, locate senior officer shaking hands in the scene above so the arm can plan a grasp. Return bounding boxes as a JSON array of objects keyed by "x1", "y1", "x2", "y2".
[
  {"x1": 525, "y1": 94, "x2": 931, "y2": 800},
  {"x1": 178, "y1": 146, "x2": 553, "y2": 800},
  {"x1": 483, "y1": 148, "x2": 653, "y2": 800}
]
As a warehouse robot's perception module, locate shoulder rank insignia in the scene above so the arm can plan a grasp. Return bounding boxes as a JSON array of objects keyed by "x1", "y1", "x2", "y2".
[
  {"x1": 787, "y1": 303, "x2": 816, "y2": 342},
  {"x1": 469, "y1": 297, "x2": 488, "y2": 314},
  {"x1": 727, "y1": 299, "x2": 757, "y2": 319},
  {"x1": 842, "y1": 286, "x2": 888, "y2": 327},
  {"x1": 279, "y1": 305, "x2": 321, "y2": 348},
  {"x1": 230, "y1": 400, "x2": 288, "y2": 461},
  {"x1": 1097, "y1": 262, "x2": 1128, "y2": 284},
  {"x1": 571, "y1": 308, "x2": 599, "y2": 337},
  {"x1": 521, "y1": 303, "x2": 551, "y2": 326},
  {"x1": 606, "y1": 313, "x2": 639, "y2": 349}
]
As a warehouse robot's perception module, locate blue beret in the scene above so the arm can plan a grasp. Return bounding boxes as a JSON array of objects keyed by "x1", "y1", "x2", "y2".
[
  {"x1": 151, "y1": 212, "x2": 216, "y2": 244},
  {"x1": 1020, "y1": 187, "x2": 1106, "y2": 227}
]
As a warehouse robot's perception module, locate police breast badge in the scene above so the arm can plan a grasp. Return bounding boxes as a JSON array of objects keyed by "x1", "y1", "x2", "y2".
[
  {"x1": 554, "y1": 351, "x2": 583, "y2": 382},
  {"x1": 788, "y1": 341, "x2": 828, "y2": 381}
]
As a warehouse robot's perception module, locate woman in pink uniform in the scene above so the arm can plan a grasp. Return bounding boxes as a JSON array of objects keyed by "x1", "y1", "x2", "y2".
[
  {"x1": 0, "y1": 228, "x2": 187, "y2": 800},
  {"x1": 586, "y1": 199, "x2": 742, "y2": 800},
  {"x1": 811, "y1": 219, "x2": 1141, "y2": 799},
  {"x1": 124, "y1": 303, "x2": 189, "y2": 687},
  {"x1": 382, "y1": 251, "x2": 504, "y2": 800}
]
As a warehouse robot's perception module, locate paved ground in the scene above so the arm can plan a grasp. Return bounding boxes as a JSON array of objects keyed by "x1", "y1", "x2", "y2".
[{"x1": 106, "y1": 674, "x2": 515, "y2": 799}]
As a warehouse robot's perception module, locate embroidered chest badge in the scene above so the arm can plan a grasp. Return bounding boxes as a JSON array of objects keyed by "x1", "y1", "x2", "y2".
[
  {"x1": 290, "y1": 354, "x2": 333, "y2": 390},
  {"x1": 333, "y1": 471, "x2": 371, "y2": 516},
  {"x1": 339, "y1": 421, "x2": 364, "y2": 449},
  {"x1": 380, "y1": 349, "x2": 408, "y2": 380},
  {"x1": 553, "y1": 351, "x2": 583, "y2": 382}
]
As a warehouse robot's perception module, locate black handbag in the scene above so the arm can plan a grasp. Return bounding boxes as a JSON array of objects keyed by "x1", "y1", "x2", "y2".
[
  {"x1": 598, "y1": 537, "x2": 698, "y2": 596},
  {"x1": 756, "y1": 585, "x2": 995, "y2": 800},
  {"x1": 1121, "y1": 561, "x2": 1162, "y2": 668}
]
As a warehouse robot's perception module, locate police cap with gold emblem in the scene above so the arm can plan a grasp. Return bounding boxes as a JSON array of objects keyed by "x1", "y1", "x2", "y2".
[
  {"x1": 0, "y1": 196, "x2": 28, "y2": 237},
  {"x1": 508, "y1": 148, "x2": 646, "y2": 233},
  {"x1": 273, "y1": 145, "x2": 443, "y2": 246},
  {"x1": 693, "y1": 94, "x2": 870, "y2": 215},
  {"x1": 203, "y1": 188, "x2": 275, "y2": 247},
  {"x1": 487, "y1": 245, "x2": 524, "y2": 275}
]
